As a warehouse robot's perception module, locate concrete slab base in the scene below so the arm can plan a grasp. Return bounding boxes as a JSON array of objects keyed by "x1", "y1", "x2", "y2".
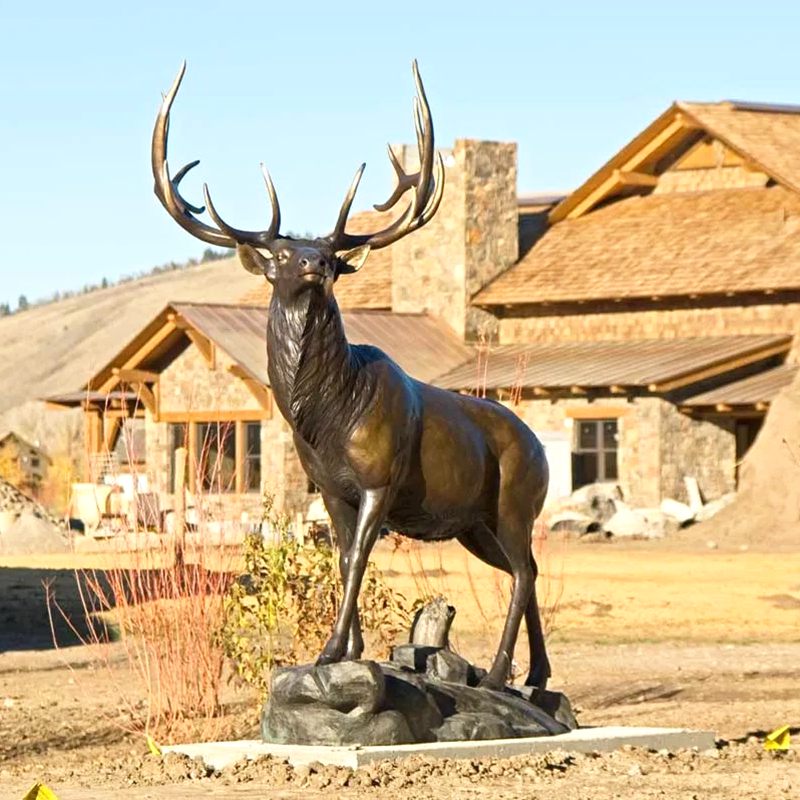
[{"x1": 164, "y1": 726, "x2": 717, "y2": 770}]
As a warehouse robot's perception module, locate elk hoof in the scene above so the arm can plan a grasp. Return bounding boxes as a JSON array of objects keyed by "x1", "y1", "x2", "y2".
[
  {"x1": 525, "y1": 663, "x2": 550, "y2": 692},
  {"x1": 316, "y1": 639, "x2": 346, "y2": 666},
  {"x1": 477, "y1": 671, "x2": 507, "y2": 692}
]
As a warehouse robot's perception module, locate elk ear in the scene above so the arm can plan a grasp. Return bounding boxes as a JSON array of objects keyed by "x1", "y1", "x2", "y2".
[
  {"x1": 237, "y1": 243, "x2": 277, "y2": 281},
  {"x1": 337, "y1": 245, "x2": 371, "y2": 276}
]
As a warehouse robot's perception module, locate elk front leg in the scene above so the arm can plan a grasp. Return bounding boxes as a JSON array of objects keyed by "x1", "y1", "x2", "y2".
[
  {"x1": 322, "y1": 492, "x2": 364, "y2": 660},
  {"x1": 317, "y1": 487, "x2": 390, "y2": 665}
]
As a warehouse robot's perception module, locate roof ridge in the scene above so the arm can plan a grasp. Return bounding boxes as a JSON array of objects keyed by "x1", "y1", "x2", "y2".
[
  {"x1": 678, "y1": 100, "x2": 800, "y2": 115},
  {"x1": 172, "y1": 300, "x2": 267, "y2": 309}
]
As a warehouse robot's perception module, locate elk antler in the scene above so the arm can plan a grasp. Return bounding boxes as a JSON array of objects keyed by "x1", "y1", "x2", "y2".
[
  {"x1": 152, "y1": 61, "x2": 282, "y2": 248},
  {"x1": 327, "y1": 60, "x2": 445, "y2": 252}
]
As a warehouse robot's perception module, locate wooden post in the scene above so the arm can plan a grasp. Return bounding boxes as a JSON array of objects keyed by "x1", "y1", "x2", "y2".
[
  {"x1": 174, "y1": 446, "x2": 187, "y2": 569},
  {"x1": 294, "y1": 511, "x2": 306, "y2": 546}
]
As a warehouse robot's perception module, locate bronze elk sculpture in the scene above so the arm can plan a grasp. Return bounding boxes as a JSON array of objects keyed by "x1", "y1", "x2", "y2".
[{"x1": 151, "y1": 62, "x2": 551, "y2": 691}]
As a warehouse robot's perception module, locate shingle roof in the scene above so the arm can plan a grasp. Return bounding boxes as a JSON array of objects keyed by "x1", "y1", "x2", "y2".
[
  {"x1": 434, "y1": 335, "x2": 792, "y2": 392},
  {"x1": 682, "y1": 363, "x2": 799, "y2": 407},
  {"x1": 238, "y1": 210, "x2": 395, "y2": 309},
  {"x1": 474, "y1": 186, "x2": 800, "y2": 306}
]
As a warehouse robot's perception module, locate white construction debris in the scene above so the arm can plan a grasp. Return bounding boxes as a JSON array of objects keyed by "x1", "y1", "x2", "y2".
[{"x1": 546, "y1": 478, "x2": 733, "y2": 540}]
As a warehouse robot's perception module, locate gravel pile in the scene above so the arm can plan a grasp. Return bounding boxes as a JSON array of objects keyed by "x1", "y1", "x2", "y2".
[{"x1": 0, "y1": 476, "x2": 70, "y2": 555}]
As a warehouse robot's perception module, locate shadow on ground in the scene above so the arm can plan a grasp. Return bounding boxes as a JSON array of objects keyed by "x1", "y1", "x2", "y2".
[
  {"x1": 0, "y1": 567, "x2": 103, "y2": 652},
  {"x1": 0, "y1": 565, "x2": 233, "y2": 653}
]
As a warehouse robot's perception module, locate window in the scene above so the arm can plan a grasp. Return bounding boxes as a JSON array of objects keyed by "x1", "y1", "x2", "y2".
[
  {"x1": 196, "y1": 421, "x2": 237, "y2": 493},
  {"x1": 165, "y1": 419, "x2": 261, "y2": 494},
  {"x1": 572, "y1": 419, "x2": 618, "y2": 490},
  {"x1": 243, "y1": 422, "x2": 261, "y2": 493}
]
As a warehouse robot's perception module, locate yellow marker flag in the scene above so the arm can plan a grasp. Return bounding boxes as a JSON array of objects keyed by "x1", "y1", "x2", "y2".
[
  {"x1": 146, "y1": 734, "x2": 163, "y2": 757},
  {"x1": 764, "y1": 725, "x2": 792, "y2": 751},
  {"x1": 21, "y1": 783, "x2": 59, "y2": 800}
]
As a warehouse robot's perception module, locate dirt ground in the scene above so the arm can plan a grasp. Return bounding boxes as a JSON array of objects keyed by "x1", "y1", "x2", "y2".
[{"x1": 1, "y1": 534, "x2": 799, "y2": 800}]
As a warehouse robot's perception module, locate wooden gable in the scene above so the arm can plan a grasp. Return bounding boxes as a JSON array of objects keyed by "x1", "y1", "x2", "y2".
[{"x1": 548, "y1": 101, "x2": 800, "y2": 223}]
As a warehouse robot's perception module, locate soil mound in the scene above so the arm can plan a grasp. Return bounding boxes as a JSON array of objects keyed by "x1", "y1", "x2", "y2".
[
  {"x1": 696, "y1": 368, "x2": 800, "y2": 547},
  {"x1": 0, "y1": 510, "x2": 71, "y2": 555}
]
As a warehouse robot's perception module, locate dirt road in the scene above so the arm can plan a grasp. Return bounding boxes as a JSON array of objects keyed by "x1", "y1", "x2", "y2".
[{"x1": 1, "y1": 537, "x2": 798, "y2": 799}]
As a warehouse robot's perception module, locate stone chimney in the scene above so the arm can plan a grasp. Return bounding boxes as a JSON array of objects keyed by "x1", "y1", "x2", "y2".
[{"x1": 389, "y1": 139, "x2": 518, "y2": 342}]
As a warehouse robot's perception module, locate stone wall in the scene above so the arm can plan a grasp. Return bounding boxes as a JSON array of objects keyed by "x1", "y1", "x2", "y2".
[
  {"x1": 654, "y1": 165, "x2": 768, "y2": 193},
  {"x1": 510, "y1": 394, "x2": 735, "y2": 507},
  {"x1": 391, "y1": 140, "x2": 517, "y2": 341},
  {"x1": 499, "y1": 297, "x2": 800, "y2": 354},
  {"x1": 159, "y1": 346, "x2": 263, "y2": 414},
  {"x1": 659, "y1": 403, "x2": 736, "y2": 502},
  {"x1": 142, "y1": 340, "x2": 277, "y2": 517},
  {"x1": 259, "y1": 412, "x2": 311, "y2": 514},
  {"x1": 512, "y1": 396, "x2": 662, "y2": 507}
]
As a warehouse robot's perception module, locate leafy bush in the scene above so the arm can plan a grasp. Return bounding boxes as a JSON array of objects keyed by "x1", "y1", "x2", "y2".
[{"x1": 220, "y1": 497, "x2": 414, "y2": 697}]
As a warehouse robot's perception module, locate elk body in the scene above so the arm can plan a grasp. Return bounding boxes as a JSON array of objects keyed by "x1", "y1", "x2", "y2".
[{"x1": 152, "y1": 62, "x2": 551, "y2": 690}]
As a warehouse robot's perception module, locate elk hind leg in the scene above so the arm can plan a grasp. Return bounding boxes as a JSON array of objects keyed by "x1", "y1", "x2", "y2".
[
  {"x1": 457, "y1": 524, "x2": 534, "y2": 690},
  {"x1": 524, "y1": 552, "x2": 551, "y2": 690}
]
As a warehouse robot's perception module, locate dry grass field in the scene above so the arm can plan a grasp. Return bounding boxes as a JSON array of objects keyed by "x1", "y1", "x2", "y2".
[{"x1": 1, "y1": 535, "x2": 799, "y2": 799}]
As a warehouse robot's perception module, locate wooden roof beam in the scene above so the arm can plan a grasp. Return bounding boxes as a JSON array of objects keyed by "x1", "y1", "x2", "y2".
[
  {"x1": 613, "y1": 169, "x2": 658, "y2": 187},
  {"x1": 97, "y1": 320, "x2": 178, "y2": 392},
  {"x1": 648, "y1": 340, "x2": 791, "y2": 393},
  {"x1": 240, "y1": 378, "x2": 272, "y2": 413},
  {"x1": 132, "y1": 384, "x2": 158, "y2": 416},
  {"x1": 103, "y1": 416, "x2": 122, "y2": 453},
  {"x1": 559, "y1": 116, "x2": 688, "y2": 221},
  {"x1": 113, "y1": 367, "x2": 159, "y2": 383},
  {"x1": 185, "y1": 329, "x2": 216, "y2": 369},
  {"x1": 227, "y1": 364, "x2": 272, "y2": 412}
]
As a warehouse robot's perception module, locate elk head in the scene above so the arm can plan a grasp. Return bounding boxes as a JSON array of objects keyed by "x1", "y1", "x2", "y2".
[{"x1": 152, "y1": 61, "x2": 445, "y2": 300}]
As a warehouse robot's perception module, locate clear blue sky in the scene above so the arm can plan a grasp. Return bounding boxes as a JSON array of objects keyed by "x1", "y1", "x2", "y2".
[{"x1": 2, "y1": 1, "x2": 800, "y2": 308}]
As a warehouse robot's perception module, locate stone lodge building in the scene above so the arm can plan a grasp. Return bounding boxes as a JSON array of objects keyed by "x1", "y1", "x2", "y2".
[{"x1": 50, "y1": 103, "x2": 800, "y2": 517}]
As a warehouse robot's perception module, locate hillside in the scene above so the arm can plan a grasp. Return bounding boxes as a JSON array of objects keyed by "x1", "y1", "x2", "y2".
[{"x1": 0, "y1": 255, "x2": 260, "y2": 430}]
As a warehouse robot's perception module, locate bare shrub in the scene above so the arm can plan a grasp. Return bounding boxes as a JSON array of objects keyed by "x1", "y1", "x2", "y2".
[
  {"x1": 47, "y1": 404, "x2": 241, "y2": 741},
  {"x1": 220, "y1": 496, "x2": 414, "y2": 697},
  {"x1": 47, "y1": 539, "x2": 236, "y2": 739}
]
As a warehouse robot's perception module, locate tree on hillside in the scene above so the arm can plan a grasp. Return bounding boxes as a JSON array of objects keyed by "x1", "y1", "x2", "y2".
[
  {"x1": 201, "y1": 247, "x2": 233, "y2": 262},
  {"x1": 17, "y1": 295, "x2": 28, "y2": 312},
  {"x1": 0, "y1": 303, "x2": 10, "y2": 317}
]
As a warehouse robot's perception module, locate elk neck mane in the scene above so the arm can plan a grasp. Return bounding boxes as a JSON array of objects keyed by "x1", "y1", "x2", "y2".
[{"x1": 266, "y1": 290, "x2": 377, "y2": 447}]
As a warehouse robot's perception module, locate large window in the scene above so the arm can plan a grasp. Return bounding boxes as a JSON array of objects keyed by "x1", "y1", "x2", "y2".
[
  {"x1": 243, "y1": 422, "x2": 262, "y2": 493},
  {"x1": 166, "y1": 419, "x2": 261, "y2": 494},
  {"x1": 572, "y1": 419, "x2": 618, "y2": 490},
  {"x1": 197, "y1": 421, "x2": 237, "y2": 493}
]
